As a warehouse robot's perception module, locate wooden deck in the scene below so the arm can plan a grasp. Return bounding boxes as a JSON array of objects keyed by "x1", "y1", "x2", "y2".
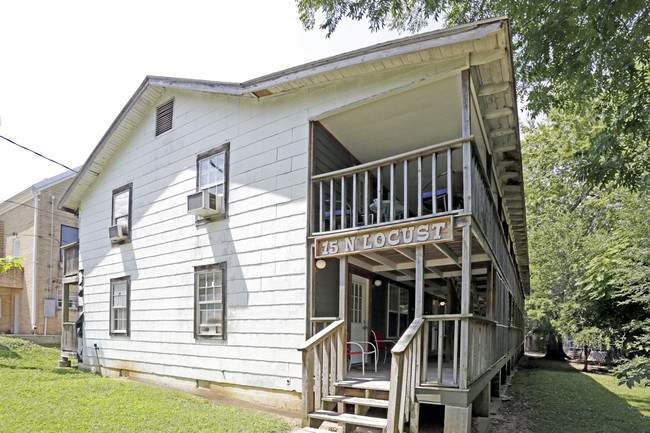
[{"x1": 345, "y1": 356, "x2": 458, "y2": 390}]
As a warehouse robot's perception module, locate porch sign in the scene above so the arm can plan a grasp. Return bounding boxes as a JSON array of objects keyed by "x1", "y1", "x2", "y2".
[{"x1": 315, "y1": 216, "x2": 453, "y2": 258}]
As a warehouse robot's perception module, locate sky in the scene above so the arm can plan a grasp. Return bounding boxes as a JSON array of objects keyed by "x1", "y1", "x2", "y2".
[{"x1": 0, "y1": 0, "x2": 440, "y2": 203}]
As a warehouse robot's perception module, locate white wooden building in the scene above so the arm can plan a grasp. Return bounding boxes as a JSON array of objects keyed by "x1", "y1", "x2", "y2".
[{"x1": 59, "y1": 17, "x2": 529, "y2": 432}]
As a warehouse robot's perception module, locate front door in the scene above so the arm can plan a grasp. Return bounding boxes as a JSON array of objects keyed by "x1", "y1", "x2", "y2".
[{"x1": 350, "y1": 275, "x2": 370, "y2": 364}]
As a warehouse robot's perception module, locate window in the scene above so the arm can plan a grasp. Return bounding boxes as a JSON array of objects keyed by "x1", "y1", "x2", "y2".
[
  {"x1": 155, "y1": 98, "x2": 174, "y2": 136},
  {"x1": 111, "y1": 183, "x2": 132, "y2": 240},
  {"x1": 60, "y1": 225, "x2": 79, "y2": 261},
  {"x1": 387, "y1": 283, "x2": 409, "y2": 339},
  {"x1": 110, "y1": 277, "x2": 130, "y2": 336},
  {"x1": 57, "y1": 286, "x2": 79, "y2": 311},
  {"x1": 194, "y1": 263, "x2": 226, "y2": 339},
  {"x1": 12, "y1": 238, "x2": 20, "y2": 256},
  {"x1": 197, "y1": 144, "x2": 229, "y2": 199}
]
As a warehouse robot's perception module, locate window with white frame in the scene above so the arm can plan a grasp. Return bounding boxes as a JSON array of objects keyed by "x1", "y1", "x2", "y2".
[
  {"x1": 387, "y1": 283, "x2": 409, "y2": 339},
  {"x1": 194, "y1": 263, "x2": 226, "y2": 339},
  {"x1": 197, "y1": 144, "x2": 228, "y2": 198},
  {"x1": 110, "y1": 277, "x2": 130, "y2": 336},
  {"x1": 57, "y1": 286, "x2": 79, "y2": 311},
  {"x1": 111, "y1": 183, "x2": 132, "y2": 239}
]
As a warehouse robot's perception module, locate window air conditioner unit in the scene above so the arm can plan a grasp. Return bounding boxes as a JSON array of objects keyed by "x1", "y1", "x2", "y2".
[
  {"x1": 187, "y1": 190, "x2": 225, "y2": 218},
  {"x1": 109, "y1": 224, "x2": 129, "y2": 242}
]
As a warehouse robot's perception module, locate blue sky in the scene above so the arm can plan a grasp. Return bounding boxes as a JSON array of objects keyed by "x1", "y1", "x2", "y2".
[{"x1": 0, "y1": 0, "x2": 439, "y2": 202}]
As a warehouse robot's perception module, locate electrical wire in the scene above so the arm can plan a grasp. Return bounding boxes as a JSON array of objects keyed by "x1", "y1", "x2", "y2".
[{"x1": 0, "y1": 134, "x2": 77, "y2": 173}]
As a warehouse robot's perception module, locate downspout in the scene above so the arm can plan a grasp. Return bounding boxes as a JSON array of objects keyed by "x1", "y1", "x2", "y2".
[
  {"x1": 45, "y1": 195, "x2": 54, "y2": 335},
  {"x1": 31, "y1": 188, "x2": 40, "y2": 333}
]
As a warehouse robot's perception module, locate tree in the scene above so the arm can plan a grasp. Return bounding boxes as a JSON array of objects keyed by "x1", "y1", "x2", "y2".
[
  {"x1": 522, "y1": 108, "x2": 650, "y2": 366},
  {"x1": 296, "y1": 0, "x2": 650, "y2": 189},
  {"x1": 0, "y1": 256, "x2": 22, "y2": 273}
]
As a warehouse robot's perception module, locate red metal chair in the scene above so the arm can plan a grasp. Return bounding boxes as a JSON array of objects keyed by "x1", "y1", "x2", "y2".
[
  {"x1": 347, "y1": 335, "x2": 377, "y2": 375},
  {"x1": 371, "y1": 329, "x2": 395, "y2": 364}
]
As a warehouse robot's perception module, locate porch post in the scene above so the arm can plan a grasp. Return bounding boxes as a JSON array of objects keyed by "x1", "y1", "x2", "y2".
[
  {"x1": 339, "y1": 256, "x2": 348, "y2": 377},
  {"x1": 338, "y1": 256, "x2": 348, "y2": 323},
  {"x1": 414, "y1": 245, "x2": 424, "y2": 319},
  {"x1": 461, "y1": 68, "x2": 472, "y2": 214},
  {"x1": 459, "y1": 221, "x2": 472, "y2": 388}
]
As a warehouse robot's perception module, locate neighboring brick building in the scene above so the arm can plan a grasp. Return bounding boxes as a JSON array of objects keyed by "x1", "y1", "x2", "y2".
[{"x1": 0, "y1": 170, "x2": 78, "y2": 335}]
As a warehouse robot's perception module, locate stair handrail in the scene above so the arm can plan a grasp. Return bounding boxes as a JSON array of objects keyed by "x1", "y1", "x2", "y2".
[
  {"x1": 298, "y1": 319, "x2": 345, "y2": 427},
  {"x1": 386, "y1": 318, "x2": 424, "y2": 433}
]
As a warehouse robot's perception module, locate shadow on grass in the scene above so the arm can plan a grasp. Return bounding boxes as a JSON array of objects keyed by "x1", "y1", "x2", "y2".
[
  {"x1": 0, "y1": 344, "x2": 21, "y2": 359},
  {"x1": 0, "y1": 362, "x2": 85, "y2": 376},
  {"x1": 507, "y1": 355, "x2": 650, "y2": 432}
]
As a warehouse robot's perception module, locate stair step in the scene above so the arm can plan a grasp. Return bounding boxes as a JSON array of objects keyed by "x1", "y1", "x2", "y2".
[
  {"x1": 335, "y1": 380, "x2": 390, "y2": 392},
  {"x1": 308, "y1": 410, "x2": 388, "y2": 429},
  {"x1": 295, "y1": 428, "x2": 336, "y2": 433},
  {"x1": 322, "y1": 395, "x2": 389, "y2": 409}
]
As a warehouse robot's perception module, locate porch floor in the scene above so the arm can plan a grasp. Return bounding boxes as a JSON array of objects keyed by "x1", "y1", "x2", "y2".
[{"x1": 344, "y1": 356, "x2": 458, "y2": 390}]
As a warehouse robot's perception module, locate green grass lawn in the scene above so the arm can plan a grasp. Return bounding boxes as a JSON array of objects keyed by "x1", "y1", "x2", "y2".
[
  {"x1": 0, "y1": 336, "x2": 293, "y2": 433},
  {"x1": 503, "y1": 354, "x2": 650, "y2": 433}
]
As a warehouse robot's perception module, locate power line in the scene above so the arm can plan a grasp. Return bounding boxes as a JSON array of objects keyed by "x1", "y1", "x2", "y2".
[{"x1": 0, "y1": 134, "x2": 77, "y2": 173}]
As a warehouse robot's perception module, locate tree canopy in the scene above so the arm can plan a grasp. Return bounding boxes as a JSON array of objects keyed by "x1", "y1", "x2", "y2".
[{"x1": 297, "y1": 0, "x2": 650, "y2": 189}]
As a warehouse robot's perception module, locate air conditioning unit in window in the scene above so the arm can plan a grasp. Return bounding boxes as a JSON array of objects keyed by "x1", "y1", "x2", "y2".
[
  {"x1": 187, "y1": 190, "x2": 225, "y2": 218},
  {"x1": 109, "y1": 224, "x2": 129, "y2": 242}
]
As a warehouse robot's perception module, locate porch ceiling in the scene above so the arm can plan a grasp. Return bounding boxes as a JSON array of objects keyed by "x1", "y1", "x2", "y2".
[
  {"x1": 348, "y1": 227, "x2": 490, "y2": 296},
  {"x1": 319, "y1": 75, "x2": 463, "y2": 165}
]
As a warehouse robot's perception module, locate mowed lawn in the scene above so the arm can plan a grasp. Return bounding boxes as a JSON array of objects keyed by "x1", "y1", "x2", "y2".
[
  {"x1": 0, "y1": 336, "x2": 293, "y2": 433},
  {"x1": 499, "y1": 354, "x2": 650, "y2": 433}
]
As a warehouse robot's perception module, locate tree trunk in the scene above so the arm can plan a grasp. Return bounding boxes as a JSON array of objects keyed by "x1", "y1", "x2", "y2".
[
  {"x1": 544, "y1": 334, "x2": 568, "y2": 360},
  {"x1": 583, "y1": 348, "x2": 590, "y2": 371}
]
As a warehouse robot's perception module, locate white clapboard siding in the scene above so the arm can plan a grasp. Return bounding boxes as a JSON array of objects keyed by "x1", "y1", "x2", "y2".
[{"x1": 78, "y1": 65, "x2": 436, "y2": 393}]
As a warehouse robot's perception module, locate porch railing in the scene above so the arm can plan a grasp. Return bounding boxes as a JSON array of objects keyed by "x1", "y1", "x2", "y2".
[
  {"x1": 421, "y1": 315, "x2": 461, "y2": 387},
  {"x1": 311, "y1": 137, "x2": 473, "y2": 234},
  {"x1": 310, "y1": 317, "x2": 338, "y2": 336},
  {"x1": 297, "y1": 319, "x2": 346, "y2": 427},
  {"x1": 386, "y1": 318, "x2": 424, "y2": 433},
  {"x1": 62, "y1": 242, "x2": 79, "y2": 277}
]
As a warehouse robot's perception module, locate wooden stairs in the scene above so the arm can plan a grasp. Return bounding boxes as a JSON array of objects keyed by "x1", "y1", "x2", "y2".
[{"x1": 296, "y1": 379, "x2": 391, "y2": 433}]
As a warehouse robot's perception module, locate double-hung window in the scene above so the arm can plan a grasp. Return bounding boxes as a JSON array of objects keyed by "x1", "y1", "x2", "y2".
[
  {"x1": 111, "y1": 183, "x2": 132, "y2": 241},
  {"x1": 110, "y1": 277, "x2": 130, "y2": 336},
  {"x1": 197, "y1": 144, "x2": 228, "y2": 200},
  {"x1": 194, "y1": 263, "x2": 226, "y2": 339}
]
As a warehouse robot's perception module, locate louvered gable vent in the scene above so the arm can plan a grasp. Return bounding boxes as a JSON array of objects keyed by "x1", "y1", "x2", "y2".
[{"x1": 155, "y1": 99, "x2": 174, "y2": 136}]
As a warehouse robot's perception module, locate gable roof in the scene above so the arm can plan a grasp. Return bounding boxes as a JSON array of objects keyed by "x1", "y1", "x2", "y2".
[
  {"x1": 58, "y1": 16, "x2": 530, "y2": 293},
  {"x1": 0, "y1": 168, "x2": 78, "y2": 215}
]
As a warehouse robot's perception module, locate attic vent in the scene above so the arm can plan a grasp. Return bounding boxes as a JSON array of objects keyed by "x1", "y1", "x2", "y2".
[{"x1": 155, "y1": 99, "x2": 174, "y2": 136}]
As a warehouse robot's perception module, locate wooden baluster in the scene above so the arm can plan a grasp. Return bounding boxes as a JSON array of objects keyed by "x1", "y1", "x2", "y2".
[
  {"x1": 377, "y1": 167, "x2": 382, "y2": 223},
  {"x1": 322, "y1": 337, "x2": 330, "y2": 401},
  {"x1": 403, "y1": 159, "x2": 408, "y2": 220},
  {"x1": 453, "y1": 319, "x2": 459, "y2": 385},
  {"x1": 314, "y1": 342, "x2": 322, "y2": 409},
  {"x1": 319, "y1": 181, "x2": 324, "y2": 232},
  {"x1": 340, "y1": 177, "x2": 346, "y2": 229},
  {"x1": 352, "y1": 173, "x2": 357, "y2": 228},
  {"x1": 330, "y1": 332, "x2": 337, "y2": 395},
  {"x1": 447, "y1": 147, "x2": 453, "y2": 212},
  {"x1": 417, "y1": 156, "x2": 422, "y2": 217},
  {"x1": 364, "y1": 171, "x2": 369, "y2": 226},
  {"x1": 432, "y1": 152, "x2": 437, "y2": 214},
  {"x1": 329, "y1": 179, "x2": 335, "y2": 231},
  {"x1": 421, "y1": 320, "x2": 429, "y2": 382},
  {"x1": 390, "y1": 163, "x2": 395, "y2": 221},
  {"x1": 437, "y1": 321, "x2": 444, "y2": 383}
]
